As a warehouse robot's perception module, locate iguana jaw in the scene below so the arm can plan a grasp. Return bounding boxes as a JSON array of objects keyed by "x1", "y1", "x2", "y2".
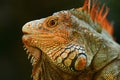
[
  {"x1": 22, "y1": 37, "x2": 44, "y2": 78},
  {"x1": 22, "y1": 36, "x2": 41, "y2": 65}
]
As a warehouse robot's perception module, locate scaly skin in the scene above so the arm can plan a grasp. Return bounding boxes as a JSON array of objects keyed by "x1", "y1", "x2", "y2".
[{"x1": 22, "y1": 0, "x2": 120, "y2": 80}]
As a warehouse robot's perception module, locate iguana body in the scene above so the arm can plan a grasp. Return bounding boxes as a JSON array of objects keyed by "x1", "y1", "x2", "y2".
[{"x1": 22, "y1": 0, "x2": 120, "y2": 80}]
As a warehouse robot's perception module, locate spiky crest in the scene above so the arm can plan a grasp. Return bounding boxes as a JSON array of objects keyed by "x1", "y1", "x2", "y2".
[{"x1": 77, "y1": 0, "x2": 113, "y2": 35}]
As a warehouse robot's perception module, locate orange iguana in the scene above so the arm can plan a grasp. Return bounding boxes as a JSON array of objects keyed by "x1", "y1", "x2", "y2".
[{"x1": 22, "y1": 0, "x2": 120, "y2": 80}]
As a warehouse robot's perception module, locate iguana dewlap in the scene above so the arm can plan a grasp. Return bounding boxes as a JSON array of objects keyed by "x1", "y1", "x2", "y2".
[{"x1": 22, "y1": 0, "x2": 120, "y2": 80}]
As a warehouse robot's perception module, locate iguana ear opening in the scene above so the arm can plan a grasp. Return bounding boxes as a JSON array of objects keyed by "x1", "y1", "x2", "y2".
[{"x1": 76, "y1": 0, "x2": 113, "y2": 36}]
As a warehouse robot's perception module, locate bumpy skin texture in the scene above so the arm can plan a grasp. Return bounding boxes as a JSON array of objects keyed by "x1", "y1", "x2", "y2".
[{"x1": 22, "y1": 0, "x2": 120, "y2": 80}]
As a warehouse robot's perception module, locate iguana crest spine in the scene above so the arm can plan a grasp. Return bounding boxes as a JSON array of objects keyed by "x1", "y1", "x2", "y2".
[{"x1": 79, "y1": 0, "x2": 113, "y2": 35}]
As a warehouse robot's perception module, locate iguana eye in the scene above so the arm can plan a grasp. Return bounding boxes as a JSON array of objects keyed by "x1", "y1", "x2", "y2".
[{"x1": 47, "y1": 17, "x2": 58, "y2": 28}]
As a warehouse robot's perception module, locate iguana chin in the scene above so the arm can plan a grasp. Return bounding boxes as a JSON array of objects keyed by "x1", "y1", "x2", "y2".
[{"x1": 22, "y1": 0, "x2": 120, "y2": 80}]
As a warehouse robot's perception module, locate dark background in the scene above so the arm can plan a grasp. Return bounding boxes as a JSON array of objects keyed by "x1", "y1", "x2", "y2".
[{"x1": 0, "y1": 0, "x2": 120, "y2": 80}]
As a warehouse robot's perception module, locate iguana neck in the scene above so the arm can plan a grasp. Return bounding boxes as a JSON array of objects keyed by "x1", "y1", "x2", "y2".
[{"x1": 91, "y1": 37, "x2": 120, "y2": 71}]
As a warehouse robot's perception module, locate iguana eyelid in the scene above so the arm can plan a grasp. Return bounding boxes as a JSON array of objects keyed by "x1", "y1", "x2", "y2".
[{"x1": 46, "y1": 17, "x2": 59, "y2": 28}]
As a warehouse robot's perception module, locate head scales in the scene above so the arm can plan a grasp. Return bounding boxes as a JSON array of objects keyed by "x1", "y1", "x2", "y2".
[{"x1": 77, "y1": 0, "x2": 113, "y2": 35}]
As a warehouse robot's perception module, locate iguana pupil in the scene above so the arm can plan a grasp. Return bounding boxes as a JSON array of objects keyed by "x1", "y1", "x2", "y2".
[{"x1": 49, "y1": 20, "x2": 56, "y2": 26}]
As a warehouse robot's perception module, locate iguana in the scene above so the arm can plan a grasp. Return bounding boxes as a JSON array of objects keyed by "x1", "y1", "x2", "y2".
[{"x1": 22, "y1": 0, "x2": 120, "y2": 80}]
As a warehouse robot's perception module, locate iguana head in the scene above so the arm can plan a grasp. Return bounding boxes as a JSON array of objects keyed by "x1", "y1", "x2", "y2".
[
  {"x1": 22, "y1": 11, "x2": 87, "y2": 72},
  {"x1": 22, "y1": 0, "x2": 113, "y2": 80}
]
